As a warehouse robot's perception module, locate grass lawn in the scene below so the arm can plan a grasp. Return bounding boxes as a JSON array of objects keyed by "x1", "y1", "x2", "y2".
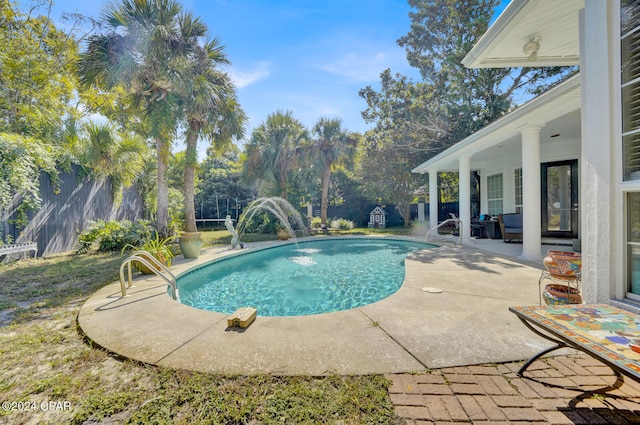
[{"x1": 0, "y1": 229, "x2": 408, "y2": 424}]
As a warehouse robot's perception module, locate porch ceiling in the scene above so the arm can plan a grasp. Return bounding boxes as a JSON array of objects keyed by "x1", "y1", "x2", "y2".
[
  {"x1": 412, "y1": 75, "x2": 580, "y2": 174},
  {"x1": 463, "y1": 0, "x2": 583, "y2": 69}
]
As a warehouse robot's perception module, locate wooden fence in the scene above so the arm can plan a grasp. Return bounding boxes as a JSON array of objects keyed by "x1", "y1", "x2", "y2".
[{"x1": 1, "y1": 164, "x2": 143, "y2": 256}]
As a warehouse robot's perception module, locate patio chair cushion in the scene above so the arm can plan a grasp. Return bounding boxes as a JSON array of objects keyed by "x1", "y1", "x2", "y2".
[{"x1": 498, "y1": 213, "x2": 523, "y2": 243}]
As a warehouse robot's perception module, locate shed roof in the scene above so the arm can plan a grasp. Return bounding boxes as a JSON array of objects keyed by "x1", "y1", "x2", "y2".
[{"x1": 369, "y1": 206, "x2": 388, "y2": 215}]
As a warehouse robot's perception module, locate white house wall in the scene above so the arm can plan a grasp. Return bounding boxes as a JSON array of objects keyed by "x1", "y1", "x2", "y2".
[
  {"x1": 416, "y1": 0, "x2": 631, "y2": 305},
  {"x1": 580, "y1": 1, "x2": 618, "y2": 304},
  {"x1": 480, "y1": 150, "x2": 520, "y2": 214},
  {"x1": 477, "y1": 136, "x2": 581, "y2": 216}
]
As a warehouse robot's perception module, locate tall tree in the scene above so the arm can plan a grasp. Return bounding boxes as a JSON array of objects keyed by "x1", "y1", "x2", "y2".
[
  {"x1": 178, "y1": 33, "x2": 247, "y2": 233},
  {"x1": 309, "y1": 118, "x2": 358, "y2": 226},
  {"x1": 0, "y1": 0, "x2": 78, "y2": 142},
  {"x1": 360, "y1": 0, "x2": 576, "y2": 159},
  {"x1": 358, "y1": 132, "x2": 426, "y2": 226},
  {"x1": 359, "y1": 0, "x2": 575, "y2": 221},
  {"x1": 196, "y1": 146, "x2": 254, "y2": 220},
  {"x1": 77, "y1": 0, "x2": 193, "y2": 237},
  {"x1": 67, "y1": 121, "x2": 150, "y2": 204},
  {"x1": 0, "y1": 1, "x2": 82, "y2": 230},
  {"x1": 243, "y1": 111, "x2": 308, "y2": 199}
]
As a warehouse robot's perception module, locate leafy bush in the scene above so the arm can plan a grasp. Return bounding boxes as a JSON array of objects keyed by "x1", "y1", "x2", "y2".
[
  {"x1": 122, "y1": 230, "x2": 176, "y2": 270},
  {"x1": 239, "y1": 210, "x2": 307, "y2": 235},
  {"x1": 0, "y1": 133, "x2": 59, "y2": 229},
  {"x1": 310, "y1": 217, "x2": 323, "y2": 229},
  {"x1": 75, "y1": 220, "x2": 155, "y2": 254},
  {"x1": 330, "y1": 218, "x2": 354, "y2": 230},
  {"x1": 239, "y1": 211, "x2": 276, "y2": 234}
]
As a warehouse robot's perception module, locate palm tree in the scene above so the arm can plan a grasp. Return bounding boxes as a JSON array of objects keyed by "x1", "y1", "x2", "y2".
[
  {"x1": 243, "y1": 111, "x2": 308, "y2": 199},
  {"x1": 77, "y1": 0, "x2": 194, "y2": 237},
  {"x1": 310, "y1": 118, "x2": 358, "y2": 226},
  {"x1": 72, "y1": 122, "x2": 149, "y2": 204},
  {"x1": 178, "y1": 35, "x2": 247, "y2": 234}
]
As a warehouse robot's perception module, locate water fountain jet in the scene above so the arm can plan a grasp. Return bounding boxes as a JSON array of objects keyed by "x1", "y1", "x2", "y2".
[{"x1": 228, "y1": 197, "x2": 306, "y2": 249}]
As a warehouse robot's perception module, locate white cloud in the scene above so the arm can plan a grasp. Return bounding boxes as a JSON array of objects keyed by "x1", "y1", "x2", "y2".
[
  {"x1": 318, "y1": 51, "x2": 392, "y2": 82},
  {"x1": 228, "y1": 62, "x2": 271, "y2": 88}
]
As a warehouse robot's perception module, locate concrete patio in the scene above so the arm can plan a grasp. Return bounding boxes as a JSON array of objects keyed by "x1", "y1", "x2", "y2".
[
  {"x1": 79, "y1": 236, "x2": 559, "y2": 375},
  {"x1": 77, "y1": 236, "x2": 640, "y2": 422}
]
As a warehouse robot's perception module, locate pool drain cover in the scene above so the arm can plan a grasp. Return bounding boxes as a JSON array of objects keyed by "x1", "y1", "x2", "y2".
[{"x1": 422, "y1": 287, "x2": 442, "y2": 293}]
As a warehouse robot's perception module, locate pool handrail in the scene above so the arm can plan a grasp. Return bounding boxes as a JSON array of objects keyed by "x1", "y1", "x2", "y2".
[
  {"x1": 425, "y1": 217, "x2": 463, "y2": 246},
  {"x1": 119, "y1": 250, "x2": 178, "y2": 300}
]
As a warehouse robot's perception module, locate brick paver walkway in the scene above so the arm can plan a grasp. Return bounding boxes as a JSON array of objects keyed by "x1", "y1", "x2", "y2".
[{"x1": 388, "y1": 353, "x2": 640, "y2": 424}]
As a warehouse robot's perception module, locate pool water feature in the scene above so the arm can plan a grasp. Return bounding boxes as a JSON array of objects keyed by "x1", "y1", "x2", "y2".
[{"x1": 177, "y1": 238, "x2": 435, "y2": 317}]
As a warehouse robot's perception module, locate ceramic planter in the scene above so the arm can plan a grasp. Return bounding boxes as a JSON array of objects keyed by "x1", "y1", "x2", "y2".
[
  {"x1": 179, "y1": 232, "x2": 203, "y2": 259},
  {"x1": 276, "y1": 230, "x2": 290, "y2": 240},
  {"x1": 542, "y1": 283, "x2": 582, "y2": 305},
  {"x1": 543, "y1": 250, "x2": 581, "y2": 279},
  {"x1": 137, "y1": 252, "x2": 169, "y2": 274}
]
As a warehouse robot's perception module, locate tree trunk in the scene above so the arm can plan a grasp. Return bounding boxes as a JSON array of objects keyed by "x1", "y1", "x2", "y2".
[
  {"x1": 183, "y1": 123, "x2": 199, "y2": 233},
  {"x1": 156, "y1": 136, "x2": 170, "y2": 238},
  {"x1": 397, "y1": 198, "x2": 412, "y2": 227},
  {"x1": 279, "y1": 174, "x2": 288, "y2": 199},
  {"x1": 320, "y1": 164, "x2": 331, "y2": 225}
]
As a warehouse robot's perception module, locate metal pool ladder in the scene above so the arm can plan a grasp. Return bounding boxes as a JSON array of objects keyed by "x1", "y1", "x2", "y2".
[{"x1": 119, "y1": 250, "x2": 178, "y2": 300}]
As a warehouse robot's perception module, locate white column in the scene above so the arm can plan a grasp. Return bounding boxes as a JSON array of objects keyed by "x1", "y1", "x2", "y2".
[
  {"x1": 580, "y1": 4, "x2": 614, "y2": 302},
  {"x1": 520, "y1": 125, "x2": 543, "y2": 261},
  {"x1": 428, "y1": 170, "x2": 438, "y2": 230},
  {"x1": 459, "y1": 155, "x2": 472, "y2": 245}
]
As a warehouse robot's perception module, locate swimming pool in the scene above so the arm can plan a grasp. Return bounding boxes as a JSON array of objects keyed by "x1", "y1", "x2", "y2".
[{"x1": 177, "y1": 238, "x2": 435, "y2": 317}]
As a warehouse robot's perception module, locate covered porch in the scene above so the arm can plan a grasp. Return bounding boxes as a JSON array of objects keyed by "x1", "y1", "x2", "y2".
[
  {"x1": 413, "y1": 74, "x2": 581, "y2": 262},
  {"x1": 469, "y1": 237, "x2": 574, "y2": 264}
]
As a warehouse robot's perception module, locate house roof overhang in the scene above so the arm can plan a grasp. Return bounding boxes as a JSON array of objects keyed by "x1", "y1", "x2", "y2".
[
  {"x1": 411, "y1": 74, "x2": 581, "y2": 174},
  {"x1": 462, "y1": 0, "x2": 583, "y2": 69}
]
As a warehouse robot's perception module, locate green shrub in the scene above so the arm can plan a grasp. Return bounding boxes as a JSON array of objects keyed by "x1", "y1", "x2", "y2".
[
  {"x1": 330, "y1": 218, "x2": 354, "y2": 230},
  {"x1": 239, "y1": 211, "x2": 276, "y2": 234},
  {"x1": 239, "y1": 210, "x2": 307, "y2": 235},
  {"x1": 310, "y1": 217, "x2": 323, "y2": 229},
  {"x1": 121, "y1": 230, "x2": 176, "y2": 268},
  {"x1": 75, "y1": 220, "x2": 155, "y2": 254}
]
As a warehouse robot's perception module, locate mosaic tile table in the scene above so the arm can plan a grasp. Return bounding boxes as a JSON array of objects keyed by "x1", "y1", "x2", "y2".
[{"x1": 509, "y1": 304, "x2": 640, "y2": 382}]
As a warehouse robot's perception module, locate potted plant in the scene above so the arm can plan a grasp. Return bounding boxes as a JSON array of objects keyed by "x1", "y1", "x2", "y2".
[
  {"x1": 276, "y1": 223, "x2": 290, "y2": 240},
  {"x1": 123, "y1": 231, "x2": 176, "y2": 274},
  {"x1": 178, "y1": 230, "x2": 203, "y2": 259}
]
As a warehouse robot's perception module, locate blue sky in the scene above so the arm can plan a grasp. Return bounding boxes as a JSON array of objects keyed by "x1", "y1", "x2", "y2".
[{"x1": 49, "y1": 0, "x2": 509, "y2": 152}]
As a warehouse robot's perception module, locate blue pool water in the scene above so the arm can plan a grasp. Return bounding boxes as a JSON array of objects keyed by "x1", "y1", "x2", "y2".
[{"x1": 177, "y1": 238, "x2": 434, "y2": 317}]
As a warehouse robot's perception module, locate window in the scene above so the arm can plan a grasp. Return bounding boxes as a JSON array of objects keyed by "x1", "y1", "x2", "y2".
[
  {"x1": 622, "y1": 1, "x2": 640, "y2": 180},
  {"x1": 628, "y1": 193, "x2": 640, "y2": 297},
  {"x1": 514, "y1": 168, "x2": 523, "y2": 214},
  {"x1": 623, "y1": 2, "x2": 640, "y2": 300},
  {"x1": 486, "y1": 173, "x2": 503, "y2": 215}
]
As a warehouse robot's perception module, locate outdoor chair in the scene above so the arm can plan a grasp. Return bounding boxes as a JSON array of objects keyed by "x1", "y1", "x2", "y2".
[{"x1": 498, "y1": 213, "x2": 523, "y2": 243}]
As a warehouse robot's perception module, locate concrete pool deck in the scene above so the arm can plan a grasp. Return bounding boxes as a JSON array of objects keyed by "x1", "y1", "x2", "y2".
[{"x1": 78, "y1": 236, "x2": 557, "y2": 375}]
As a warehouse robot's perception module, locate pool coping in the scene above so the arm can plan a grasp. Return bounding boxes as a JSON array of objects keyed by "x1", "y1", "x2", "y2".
[{"x1": 78, "y1": 235, "x2": 552, "y2": 375}]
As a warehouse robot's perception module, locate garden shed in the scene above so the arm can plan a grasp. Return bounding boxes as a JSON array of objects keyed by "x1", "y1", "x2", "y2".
[{"x1": 368, "y1": 206, "x2": 388, "y2": 228}]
